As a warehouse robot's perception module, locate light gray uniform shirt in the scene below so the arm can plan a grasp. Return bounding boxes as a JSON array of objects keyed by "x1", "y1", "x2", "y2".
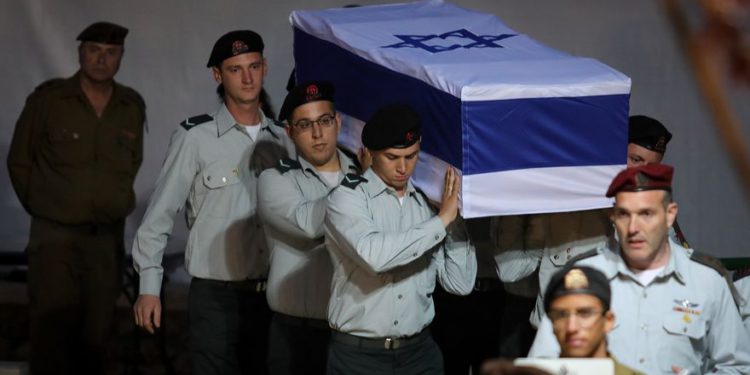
[
  {"x1": 324, "y1": 168, "x2": 477, "y2": 338},
  {"x1": 735, "y1": 274, "x2": 750, "y2": 335},
  {"x1": 132, "y1": 105, "x2": 293, "y2": 295},
  {"x1": 258, "y1": 150, "x2": 358, "y2": 320},
  {"x1": 528, "y1": 239, "x2": 750, "y2": 374},
  {"x1": 492, "y1": 209, "x2": 612, "y2": 326}
]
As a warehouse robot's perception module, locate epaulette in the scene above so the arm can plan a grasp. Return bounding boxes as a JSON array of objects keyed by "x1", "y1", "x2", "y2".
[
  {"x1": 691, "y1": 250, "x2": 744, "y2": 308},
  {"x1": 272, "y1": 119, "x2": 286, "y2": 128},
  {"x1": 733, "y1": 266, "x2": 750, "y2": 282},
  {"x1": 566, "y1": 248, "x2": 599, "y2": 265},
  {"x1": 180, "y1": 114, "x2": 213, "y2": 131},
  {"x1": 340, "y1": 173, "x2": 367, "y2": 189},
  {"x1": 32, "y1": 78, "x2": 65, "y2": 94},
  {"x1": 275, "y1": 158, "x2": 301, "y2": 174}
]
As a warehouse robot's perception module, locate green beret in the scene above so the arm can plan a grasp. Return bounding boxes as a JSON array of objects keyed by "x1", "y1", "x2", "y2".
[{"x1": 77, "y1": 22, "x2": 128, "y2": 45}]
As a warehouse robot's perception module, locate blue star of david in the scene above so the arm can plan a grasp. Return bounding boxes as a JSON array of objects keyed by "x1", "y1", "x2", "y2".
[{"x1": 382, "y1": 28, "x2": 516, "y2": 53}]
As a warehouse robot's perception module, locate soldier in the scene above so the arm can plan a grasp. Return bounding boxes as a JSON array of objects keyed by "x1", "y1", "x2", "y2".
[
  {"x1": 257, "y1": 81, "x2": 359, "y2": 374},
  {"x1": 131, "y1": 30, "x2": 292, "y2": 375},
  {"x1": 544, "y1": 266, "x2": 643, "y2": 375},
  {"x1": 492, "y1": 115, "x2": 675, "y2": 336},
  {"x1": 529, "y1": 164, "x2": 750, "y2": 374},
  {"x1": 323, "y1": 104, "x2": 477, "y2": 374},
  {"x1": 7, "y1": 21, "x2": 145, "y2": 374}
]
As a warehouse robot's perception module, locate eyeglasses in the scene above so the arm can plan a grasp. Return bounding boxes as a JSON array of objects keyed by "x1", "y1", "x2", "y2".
[
  {"x1": 548, "y1": 308, "x2": 605, "y2": 328},
  {"x1": 292, "y1": 113, "x2": 336, "y2": 131}
]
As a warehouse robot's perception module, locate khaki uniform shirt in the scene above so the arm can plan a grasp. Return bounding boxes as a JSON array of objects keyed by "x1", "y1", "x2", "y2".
[
  {"x1": 258, "y1": 150, "x2": 358, "y2": 320},
  {"x1": 8, "y1": 72, "x2": 145, "y2": 224},
  {"x1": 132, "y1": 104, "x2": 293, "y2": 295},
  {"x1": 324, "y1": 168, "x2": 477, "y2": 338}
]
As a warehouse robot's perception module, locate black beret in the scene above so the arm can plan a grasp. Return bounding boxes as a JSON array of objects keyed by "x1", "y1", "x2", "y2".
[
  {"x1": 544, "y1": 266, "x2": 611, "y2": 313},
  {"x1": 606, "y1": 164, "x2": 673, "y2": 197},
  {"x1": 362, "y1": 104, "x2": 421, "y2": 151},
  {"x1": 207, "y1": 30, "x2": 264, "y2": 68},
  {"x1": 279, "y1": 81, "x2": 335, "y2": 122},
  {"x1": 629, "y1": 115, "x2": 672, "y2": 154},
  {"x1": 77, "y1": 22, "x2": 128, "y2": 45}
]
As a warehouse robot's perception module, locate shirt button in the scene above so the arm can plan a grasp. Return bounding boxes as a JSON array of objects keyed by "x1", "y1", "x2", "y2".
[
  {"x1": 413, "y1": 252, "x2": 418, "y2": 257},
  {"x1": 394, "y1": 320, "x2": 398, "y2": 325},
  {"x1": 398, "y1": 294, "x2": 403, "y2": 299},
  {"x1": 434, "y1": 234, "x2": 439, "y2": 240},
  {"x1": 643, "y1": 291, "x2": 648, "y2": 298},
  {"x1": 222, "y1": 177, "x2": 227, "y2": 183},
  {"x1": 639, "y1": 358, "x2": 645, "y2": 364},
  {"x1": 640, "y1": 324, "x2": 647, "y2": 330}
]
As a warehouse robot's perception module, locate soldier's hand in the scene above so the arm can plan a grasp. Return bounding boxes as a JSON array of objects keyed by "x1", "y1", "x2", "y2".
[
  {"x1": 438, "y1": 167, "x2": 459, "y2": 228},
  {"x1": 357, "y1": 147, "x2": 372, "y2": 171},
  {"x1": 134, "y1": 294, "x2": 162, "y2": 334}
]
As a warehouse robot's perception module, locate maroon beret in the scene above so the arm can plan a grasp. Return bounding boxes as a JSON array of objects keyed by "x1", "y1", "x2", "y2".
[{"x1": 605, "y1": 164, "x2": 674, "y2": 197}]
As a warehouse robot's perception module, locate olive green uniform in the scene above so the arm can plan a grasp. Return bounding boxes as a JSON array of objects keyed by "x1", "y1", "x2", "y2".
[{"x1": 7, "y1": 72, "x2": 145, "y2": 374}]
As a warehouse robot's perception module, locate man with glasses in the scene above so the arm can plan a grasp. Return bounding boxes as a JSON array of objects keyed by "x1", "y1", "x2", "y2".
[
  {"x1": 131, "y1": 30, "x2": 292, "y2": 375},
  {"x1": 529, "y1": 164, "x2": 750, "y2": 374},
  {"x1": 258, "y1": 81, "x2": 359, "y2": 375},
  {"x1": 323, "y1": 104, "x2": 477, "y2": 375},
  {"x1": 544, "y1": 266, "x2": 643, "y2": 374}
]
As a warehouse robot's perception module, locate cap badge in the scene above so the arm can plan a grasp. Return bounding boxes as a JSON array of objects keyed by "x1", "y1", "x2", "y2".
[
  {"x1": 405, "y1": 131, "x2": 415, "y2": 142},
  {"x1": 231, "y1": 40, "x2": 249, "y2": 56},
  {"x1": 564, "y1": 269, "x2": 589, "y2": 290},
  {"x1": 654, "y1": 136, "x2": 667, "y2": 152},
  {"x1": 635, "y1": 172, "x2": 651, "y2": 188},
  {"x1": 305, "y1": 84, "x2": 320, "y2": 101}
]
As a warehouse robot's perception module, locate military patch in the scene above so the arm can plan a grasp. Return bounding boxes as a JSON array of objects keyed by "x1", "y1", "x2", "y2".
[
  {"x1": 340, "y1": 173, "x2": 367, "y2": 189},
  {"x1": 566, "y1": 248, "x2": 599, "y2": 265},
  {"x1": 275, "y1": 158, "x2": 301, "y2": 174},
  {"x1": 180, "y1": 114, "x2": 213, "y2": 130}
]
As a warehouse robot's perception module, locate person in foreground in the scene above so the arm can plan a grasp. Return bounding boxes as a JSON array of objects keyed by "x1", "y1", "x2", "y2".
[
  {"x1": 323, "y1": 104, "x2": 477, "y2": 375},
  {"x1": 528, "y1": 164, "x2": 750, "y2": 374}
]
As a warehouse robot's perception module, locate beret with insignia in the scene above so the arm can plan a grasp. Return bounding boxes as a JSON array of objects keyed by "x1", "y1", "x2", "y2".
[
  {"x1": 362, "y1": 104, "x2": 421, "y2": 151},
  {"x1": 606, "y1": 164, "x2": 673, "y2": 197},
  {"x1": 77, "y1": 22, "x2": 128, "y2": 45},
  {"x1": 544, "y1": 266, "x2": 611, "y2": 313},
  {"x1": 279, "y1": 81, "x2": 335, "y2": 122},
  {"x1": 629, "y1": 115, "x2": 672, "y2": 154},
  {"x1": 207, "y1": 30, "x2": 264, "y2": 68}
]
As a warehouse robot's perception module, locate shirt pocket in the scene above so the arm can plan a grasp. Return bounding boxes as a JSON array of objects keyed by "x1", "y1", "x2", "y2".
[
  {"x1": 659, "y1": 311, "x2": 706, "y2": 372},
  {"x1": 201, "y1": 163, "x2": 245, "y2": 218}
]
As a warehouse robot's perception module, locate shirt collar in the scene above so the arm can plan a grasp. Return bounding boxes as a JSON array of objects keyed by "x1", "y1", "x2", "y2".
[
  {"x1": 296, "y1": 149, "x2": 358, "y2": 183},
  {"x1": 362, "y1": 168, "x2": 417, "y2": 200},
  {"x1": 215, "y1": 104, "x2": 279, "y2": 138},
  {"x1": 60, "y1": 71, "x2": 124, "y2": 104},
  {"x1": 613, "y1": 237, "x2": 687, "y2": 285}
]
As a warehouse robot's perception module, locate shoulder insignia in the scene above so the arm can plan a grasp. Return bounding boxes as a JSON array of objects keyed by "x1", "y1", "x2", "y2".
[
  {"x1": 272, "y1": 119, "x2": 286, "y2": 128},
  {"x1": 180, "y1": 114, "x2": 213, "y2": 130},
  {"x1": 340, "y1": 173, "x2": 367, "y2": 189},
  {"x1": 734, "y1": 266, "x2": 750, "y2": 282},
  {"x1": 275, "y1": 158, "x2": 301, "y2": 174},
  {"x1": 32, "y1": 78, "x2": 65, "y2": 94},
  {"x1": 691, "y1": 251, "x2": 744, "y2": 308},
  {"x1": 567, "y1": 248, "x2": 599, "y2": 265}
]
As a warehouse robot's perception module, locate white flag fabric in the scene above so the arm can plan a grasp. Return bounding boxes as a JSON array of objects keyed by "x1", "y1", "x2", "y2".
[{"x1": 291, "y1": 0, "x2": 631, "y2": 217}]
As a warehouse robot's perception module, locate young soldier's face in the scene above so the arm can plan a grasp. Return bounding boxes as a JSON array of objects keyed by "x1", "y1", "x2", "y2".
[
  {"x1": 549, "y1": 294, "x2": 613, "y2": 358},
  {"x1": 287, "y1": 101, "x2": 340, "y2": 170},
  {"x1": 627, "y1": 143, "x2": 663, "y2": 167},
  {"x1": 213, "y1": 52, "x2": 266, "y2": 107},
  {"x1": 612, "y1": 190, "x2": 677, "y2": 270},
  {"x1": 370, "y1": 142, "x2": 419, "y2": 196},
  {"x1": 78, "y1": 42, "x2": 123, "y2": 83}
]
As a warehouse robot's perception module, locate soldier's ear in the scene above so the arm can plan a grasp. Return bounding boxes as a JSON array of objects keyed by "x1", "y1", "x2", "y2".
[
  {"x1": 603, "y1": 310, "x2": 615, "y2": 334},
  {"x1": 666, "y1": 202, "x2": 678, "y2": 228},
  {"x1": 211, "y1": 66, "x2": 222, "y2": 84}
]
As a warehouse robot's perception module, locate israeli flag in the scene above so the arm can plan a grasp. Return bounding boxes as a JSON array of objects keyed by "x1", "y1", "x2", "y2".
[{"x1": 291, "y1": 0, "x2": 630, "y2": 218}]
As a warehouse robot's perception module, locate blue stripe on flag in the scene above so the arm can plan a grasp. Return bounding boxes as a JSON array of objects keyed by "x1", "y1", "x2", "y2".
[{"x1": 294, "y1": 28, "x2": 628, "y2": 175}]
